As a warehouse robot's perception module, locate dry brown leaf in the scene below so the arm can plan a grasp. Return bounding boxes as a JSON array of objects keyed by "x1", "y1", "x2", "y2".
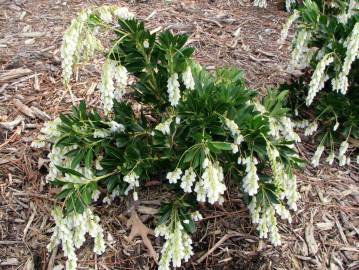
[{"x1": 126, "y1": 210, "x2": 158, "y2": 263}]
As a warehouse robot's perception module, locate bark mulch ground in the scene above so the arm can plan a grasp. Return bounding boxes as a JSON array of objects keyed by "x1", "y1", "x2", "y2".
[{"x1": 0, "y1": 0, "x2": 358, "y2": 269}]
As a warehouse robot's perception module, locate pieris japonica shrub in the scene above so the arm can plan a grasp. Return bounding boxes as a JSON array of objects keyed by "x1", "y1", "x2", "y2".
[
  {"x1": 32, "y1": 5, "x2": 303, "y2": 270},
  {"x1": 278, "y1": 0, "x2": 359, "y2": 167}
]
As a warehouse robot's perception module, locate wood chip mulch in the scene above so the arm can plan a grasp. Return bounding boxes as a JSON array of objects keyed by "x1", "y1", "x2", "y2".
[{"x1": 0, "y1": 0, "x2": 358, "y2": 269}]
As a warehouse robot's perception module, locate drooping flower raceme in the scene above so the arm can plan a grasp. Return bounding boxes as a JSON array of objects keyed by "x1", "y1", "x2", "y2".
[
  {"x1": 99, "y1": 60, "x2": 129, "y2": 115},
  {"x1": 180, "y1": 167, "x2": 196, "y2": 193},
  {"x1": 224, "y1": 117, "x2": 244, "y2": 145},
  {"x1": 155, "y1": 220, "x2": 193, "y2": 270},
  {"x1": 311, "y1": 144, "x2": 325, "y2": 167},
  {"x1": 291, "y1": 29, "x2": 312, "y2": 68},
  {"x1": 338, "y1": 140, "x2": 349, "y2": 166},
  {"x1": 113, "y1": 6, "x2": 135, "y2": 20},
  {"x1": 98, "y1": 6, "x2": 113, "y2": 23},
  {"x1": 248, "y1": 198, "x2": 284, "y2": 246},
  {"x1": 124, "y1": 172, "x2": 140, "y2": 200},
  {"x1": 48, "y1": 207, "x2": 105, "y2": 270},
  {"x1": 60, "y1": 5, "x2": 133, "y2": 88},
  {"x1": 166, "y1": 168, "x2": 183, "y2": 184},
  {"x1": 155, "y1": 118, "x2": 173, "y2": 135},
  {"x1": 167, "y1": 73, "x2": 181, "y2": 106},
  {"x1": 326, "y1": 151, "x2": 335, "y2": 165},
  {"x1": 61, "y1": 9, "x2": 92, "y2": 86},
  {"x1": 200, "y1": 160, "x2": 226, "y2": 204},
  {"x1": 99, "y1": 60, "x2": 116, "y2": 115},
  {"x1": 333, "y1": 22, "x2": 359, "y2": 94},
  {"x1": 182, "y1": 66, "x2": 195, "y2": 90},
  {"x1": 113, "y1": 65, "x2": 128, "y2": 101},
  {"x1": 280, "y1": 173, "x2": 300, "y2": 211},
  {"x1": 306, "y1": 54, "x2": 334, "y2": 106},
  {"x1": 242, "y1": 157, "x2": 259, "y2": 196},
  {"x1": 278, "y1": 10, "x2": 300, "y2": 45},
  {"x1": 304, "y1": 121, "x2": 318, "y2": 136}
]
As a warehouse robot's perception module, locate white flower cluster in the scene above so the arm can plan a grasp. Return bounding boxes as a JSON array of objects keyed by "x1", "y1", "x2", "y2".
[
  {"x1": 61, "y1": 6, "x2": 134, "y2": 86},
  {"x1": 248, "y1": 198, "x2": 289, "y2": 246},
  {"x1": 306, "y1": 54, "x2": 334, "y2": 106},
  {"x1": 180, "y1": 167, "x2": 197, "y2": 193},
  {"x1": 93, "y1": 129, "x2": 111, "y2": 138},
  {"x1": 182, "y1": 66, "x2": 195, "y2": 90},
  {"x1": 253, "y1": 0, "x2": 267, "y2": 8},
  {"x1": 270, "y1": 116, "x2": 301, "y2": 142},
  {"x1": 46, "y1": 146, "x2": 76, "y2": 182},
  {"x1": 278, "y1": 10, "x2": 300, "y2": 45},
  {"x1": 285, "y1": 0, "x2": 297, "y2": 12},
  {"x1": 280, "y1": 173, "x2": 300, "y2": 211},
  {"x1": 196, "y1": 159, "x2": 226, "y2": 204},
  {"x1": 304, "y1": 121, "x2": 318, "y2": 136},
  {"x1": 99, "y1": 60, "x2": 129, "y2": 115},
  {"x1": 167, "y1": 73, "x2": 181, "y2": 106},
  {"x1": 167, "y1": 167, "x2": 198, "y2": 193},
  {"x1": 337, "y1": 0, "x2": 358, "y2": 24},
  {"x1": 61, "y1": 9, "x2": 91, "y2": 85},
  {"x1": 155, "y1": 221, "x2": 193, "y2": 270},
  {"x1": 113, "y1": 6, "x2": 135, "y2": 20},
  {"x1": 242, "y1": 157, "x2": 259, "y2": 196},
  {"x1": 294, "y1": 119, "x2": 309, "y2": 129},
  {"x1": 98, "y1": 6, "x2": 113, "y2": 23},
  {"x1": 311, "y1": 144, "x2": 325, "y2": 167},
  {"x1": 48, "y1": 207, "x2": 105, "y2": 270},
  {"x1": 326, "y1": 151, "x2": 335, "y2": 165},
  {"x1": 333, "y1": 22, "x2": 359, "y2": 94},
  {"x1": 338, "y1": 140, "x2": 349, "y2": 166},
  {"x1": 224, "y1": 117, "x2": 244, "y2": 146},
  {"x1": 102, "y1": 188, "x2": 121, "y2": 205},
  {"x1": 155, "y1": 117, "x2": 173, "y2": 135},
  {"x1": 31, "y1": 117, "x2": 62, "y2": 148},
  {"x1": 291, "y1": 29, "x2": 312, "y2": 68},
  {"x1": 124, "y1": 172, "x2": 140, "y2": 201},
  {"x1": 166, "y1": 168, "x2": 183, "y2": 184},
  {"x1": 109, "y1": 121, "x2": 125, "y2": 133},
  {"x1": 191, "y1": 211, "x2": 203, "y2": 221}
]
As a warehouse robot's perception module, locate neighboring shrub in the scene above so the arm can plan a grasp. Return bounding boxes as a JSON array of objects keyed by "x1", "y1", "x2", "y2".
[
  {"x1": 278, "y1": 0, "x2": 359, "y2": 166},
  {"x1": 33, "y1": 5, "x2": 303, "y2": 270}
]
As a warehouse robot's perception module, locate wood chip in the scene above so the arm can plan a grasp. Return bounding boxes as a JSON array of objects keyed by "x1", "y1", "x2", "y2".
[
  {"x1": 0, "y1": 68, "x2": 32, "y2": 82},
  {"x1": 0, "y1": 115, "x2": 24, "y2": 130},
  {"x1": 335, "y1": 218, "x2": 349, "y2": 245},
  {"x1": 305, "y1": 223, "x2": 319, "y2": 255},
  {"x1": 13, "y1": 98, "x2": 35, "y2": 118},
  {"x1": 0, "y1": 258, "x2": 19, "y2": 266},
  {"x1": 17, "y1": 32, "x2": 46, "y2": 38},
  {"x1": 30, "y1": 106, "x2": 51, "y2": 121}
]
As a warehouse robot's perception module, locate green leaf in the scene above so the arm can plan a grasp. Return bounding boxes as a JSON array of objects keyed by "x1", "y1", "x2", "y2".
[
  {"x1": 208, "y1": 141, "x2": 232, "y2": 151},
  {"x1": 71, "y1": 149, "x2": 85, "y2": 169},
  {"x1": 85, "y1": 149, "x2": 94, "y2": 168},
  {"x1": 182, "y1": 218, "x2": 196, "y2": 234},
  {"x1": 56, "y1": 188, "x2": 73, "y2": 200},
  {"x1": 55, "y1": 165, "x2": 85, "y2": 178}
]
